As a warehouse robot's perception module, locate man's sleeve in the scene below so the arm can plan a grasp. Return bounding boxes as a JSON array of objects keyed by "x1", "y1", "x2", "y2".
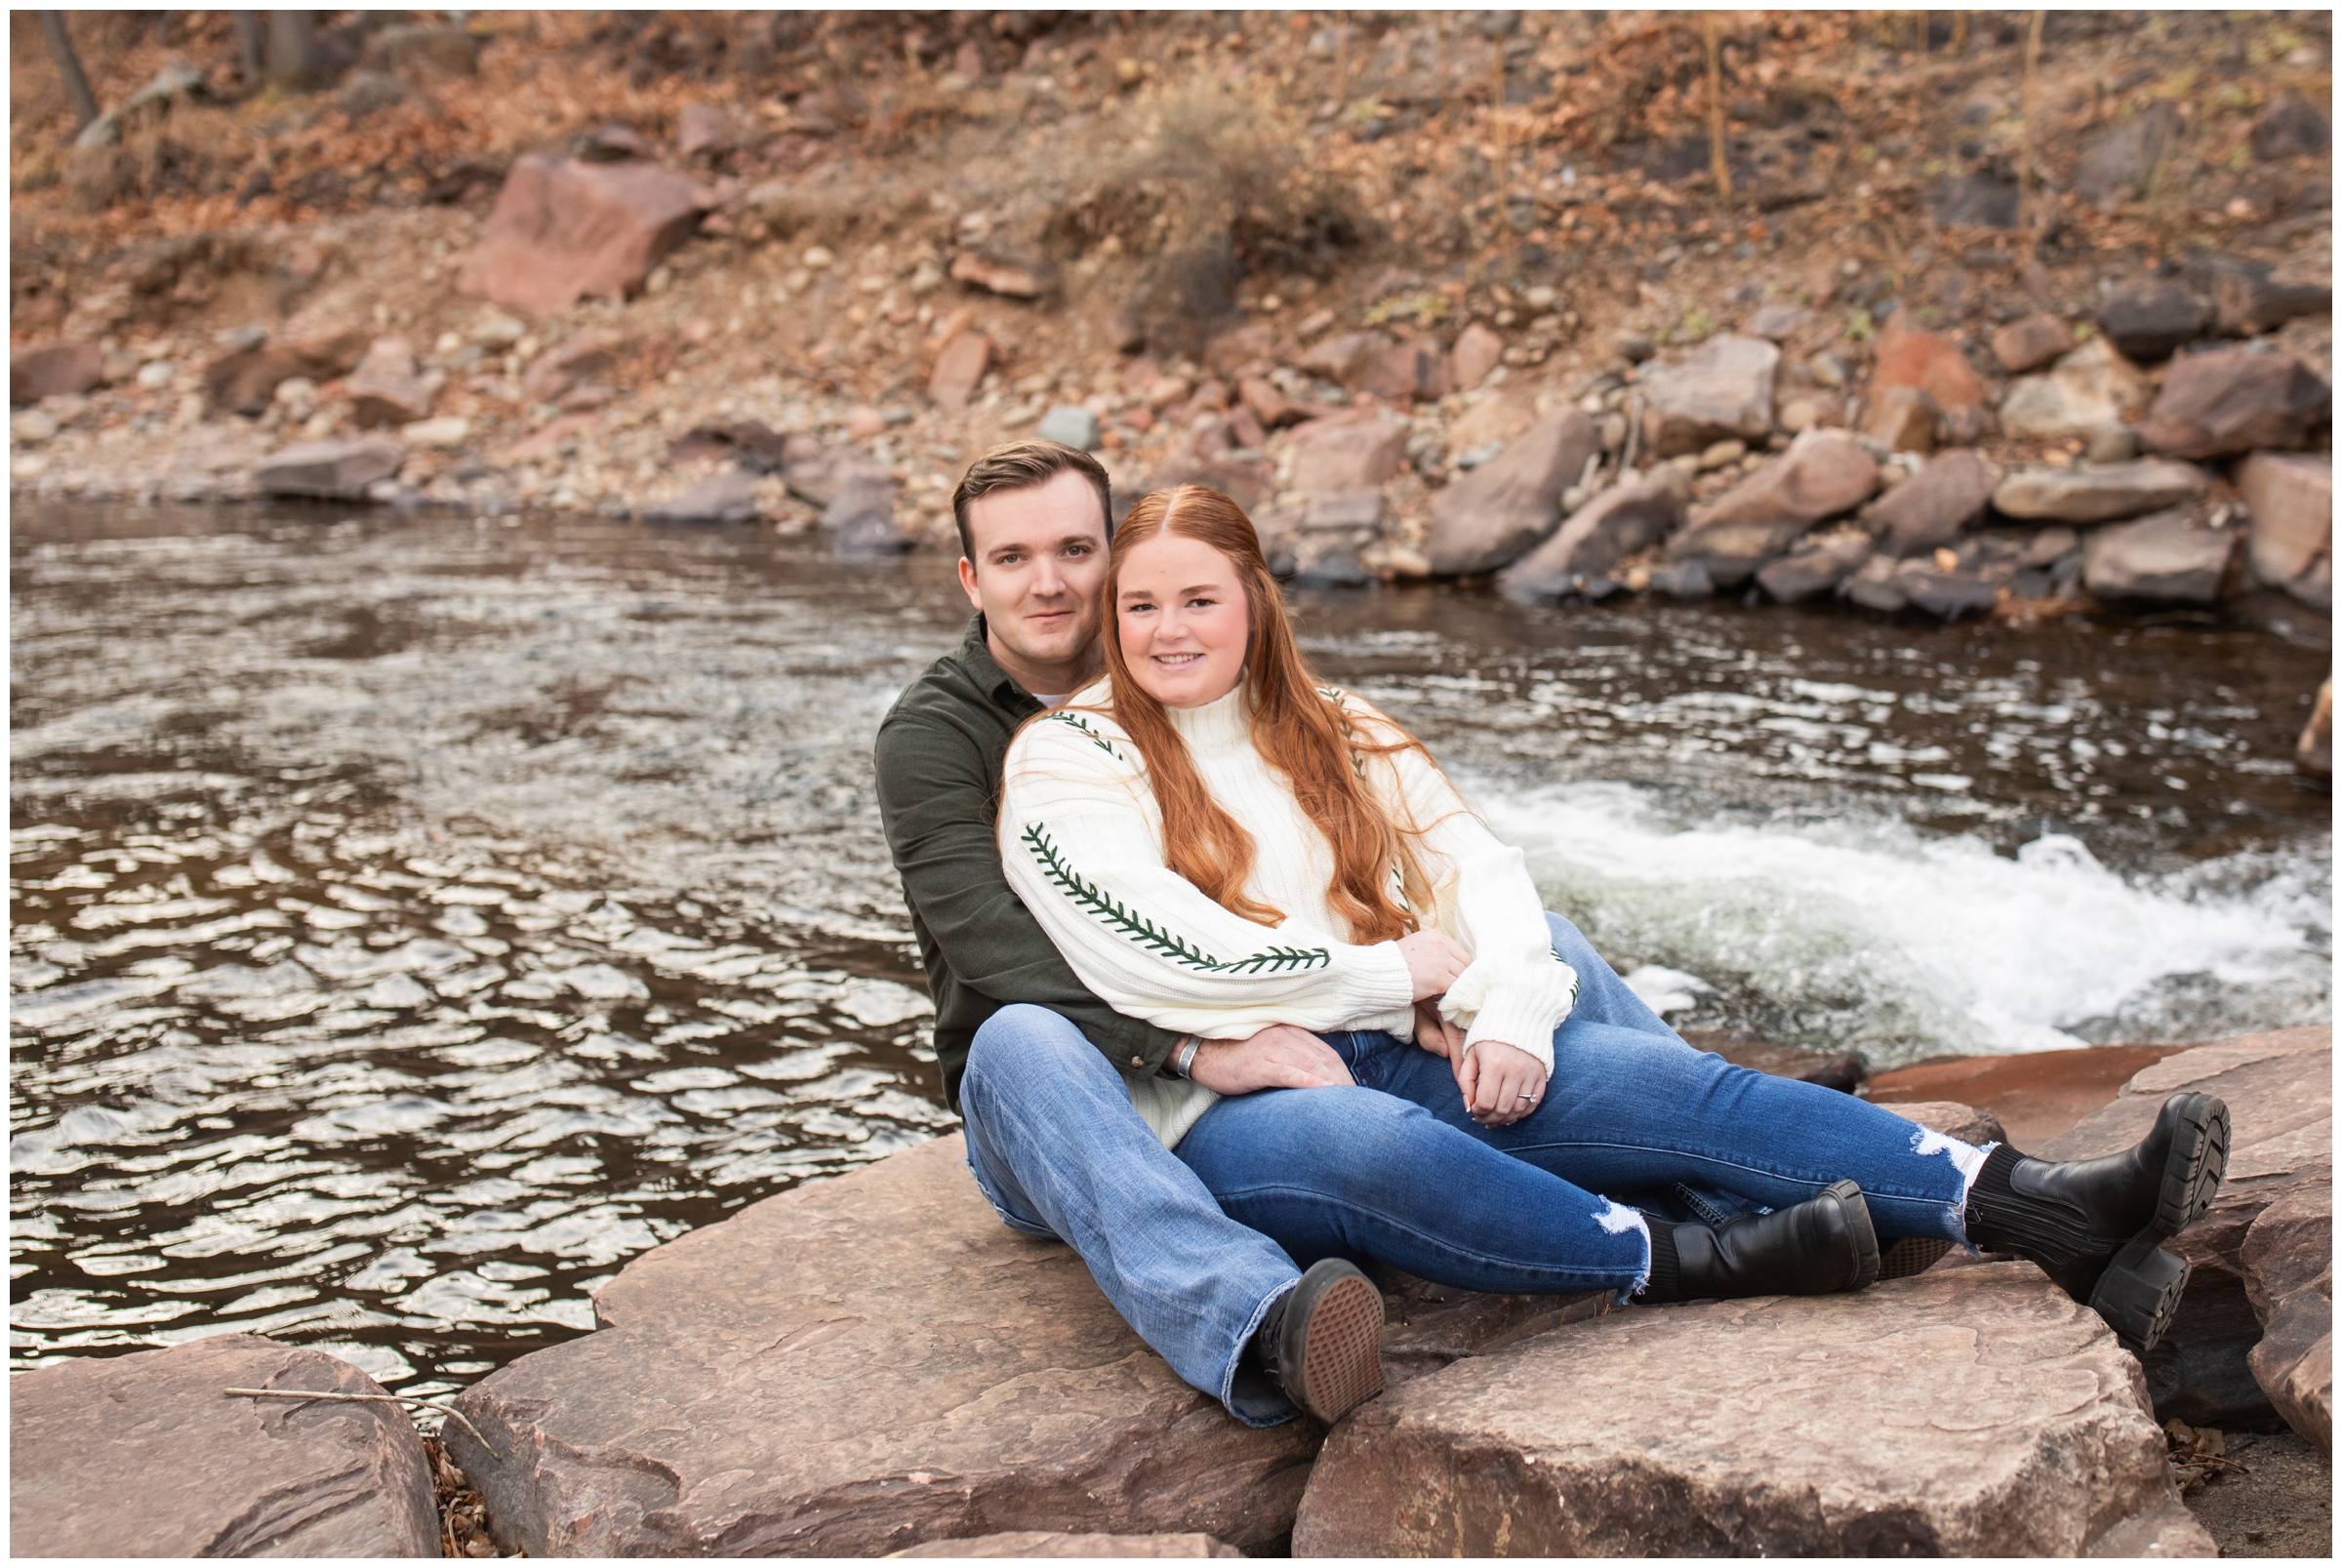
[{"x1": 875, "y1": 710, "x2": 1184, "y2": 1077}]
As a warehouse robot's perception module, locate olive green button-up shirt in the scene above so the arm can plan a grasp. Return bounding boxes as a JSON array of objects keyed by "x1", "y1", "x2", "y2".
[{"x1": 873, "y1": 613, "x2": 1182, "y2": 1110}]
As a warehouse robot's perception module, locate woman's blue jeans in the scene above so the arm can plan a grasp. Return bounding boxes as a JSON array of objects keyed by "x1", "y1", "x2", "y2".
[{"x1": 957, "y1": 912, "x2": 1978, "y2": 1426}]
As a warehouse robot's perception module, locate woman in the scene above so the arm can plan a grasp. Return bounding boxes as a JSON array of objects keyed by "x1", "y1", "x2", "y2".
[{"x1": 994, "y1": 484, "x2": 2227, "y2": 1426}]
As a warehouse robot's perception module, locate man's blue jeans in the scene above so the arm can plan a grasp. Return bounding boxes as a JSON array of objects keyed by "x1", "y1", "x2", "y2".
[{"x1": 957, "y1": 912, "x2": 1977, "y2": 1426}]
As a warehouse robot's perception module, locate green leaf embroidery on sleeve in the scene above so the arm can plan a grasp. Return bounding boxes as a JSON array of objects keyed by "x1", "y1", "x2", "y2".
[
  {"x1": 1020, "y1": 823, "x2": 1329, "y2": 975},
  {"x1": 1043, "y1": 710, "x2": 1128, "y2": 762}
]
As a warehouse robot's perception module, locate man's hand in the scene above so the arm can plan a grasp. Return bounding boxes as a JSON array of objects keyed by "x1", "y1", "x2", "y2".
[
  {"x1": 1188, "y1": 1024, "x2": 1355, "y2": 1096},
  {"x1": 1396, "y1": 929, "x2": 1471, "y2": 1001},
  {"x1": 1412, "y1": 999, "x2": 1467, "y2": 1060},
  {"x1": 1455, "y1": 1038, "x2": 1548, "y2": 1128}
]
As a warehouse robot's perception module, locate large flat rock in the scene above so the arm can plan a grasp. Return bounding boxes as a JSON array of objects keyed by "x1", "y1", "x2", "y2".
[
  {"x1": 1868, "y1": 1042, "x2": 2190, "y2": 1148},
  {"x1": 2039, "y1": 1026, "x2": 2331, "y2": 1428},
  {"x1": 10, "y1": 1333, "x2": 439, "y2": 1557},
  {"x1": 892, "y1": 1530, "x2": 1243, "y2": 1557},
  {"x1": 1291, "y1": 1264, "x2": 2208, "y2": 1556},
  {"x1": 446, "y1": 1133, "x2": 1329, "y2": 1555}
]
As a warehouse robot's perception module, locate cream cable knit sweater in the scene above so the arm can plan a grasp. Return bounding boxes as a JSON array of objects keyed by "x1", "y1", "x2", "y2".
[{"x1": 998, "y1": 678, "x2": 1581, "y2": 1147}]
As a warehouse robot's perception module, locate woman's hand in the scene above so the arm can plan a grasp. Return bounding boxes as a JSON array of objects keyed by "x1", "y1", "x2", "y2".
[
  {"x1": 1455, "y1": 1039, "x2": 1548, "y2": 1128},
  {"x1": 1411, "y1": 999, "x2": 1466, "y2": 1060},
  {"x1": 1395, "y1": 929, "x2": 1471, "y2": 1002}
]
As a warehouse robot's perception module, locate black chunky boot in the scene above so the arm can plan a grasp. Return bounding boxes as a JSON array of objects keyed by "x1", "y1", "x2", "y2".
[
  {"x1": 1962, "y1": 1091, "x2": 2229, "y2": 1351},
  {"x1": 1638, "y1": 1180, "x2": 1880, "y2": 1303},
  {"x1": 1246, "y1": 1259, "x2": 1386, "y2": 1426}
]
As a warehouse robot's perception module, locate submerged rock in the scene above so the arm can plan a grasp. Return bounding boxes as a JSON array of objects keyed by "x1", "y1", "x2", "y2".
[
  {"x1": 10, "y1": 1334, "x2": 438, "y2": 1557},
  {"x1": 1292, "y1": 1261, "x2": 2205, "y2": 1556}
]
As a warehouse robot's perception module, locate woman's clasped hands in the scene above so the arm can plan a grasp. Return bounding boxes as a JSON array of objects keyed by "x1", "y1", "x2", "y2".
[{"x1": 1397, "y1": 929, "x2": 1550, "y2": 1129}]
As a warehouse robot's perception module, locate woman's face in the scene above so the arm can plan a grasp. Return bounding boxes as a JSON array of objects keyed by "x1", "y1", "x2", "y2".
[{"x1": 1115, "y1": 532, "x2": 1250, "y2": 709}]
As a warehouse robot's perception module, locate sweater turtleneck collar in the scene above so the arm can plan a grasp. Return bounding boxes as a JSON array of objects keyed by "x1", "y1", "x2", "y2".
[{"x1": 1161, "y1": 677, "x2": 1251, "y2": 749}]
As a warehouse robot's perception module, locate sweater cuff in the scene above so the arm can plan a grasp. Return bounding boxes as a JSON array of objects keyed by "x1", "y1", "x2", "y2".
[
  {"x1": 1347, "y1": 941, "x2": 1418, "y2": 1022},
  {"x1": 1461, "y1": 964, "x2": 1579, "y2": 1077}
]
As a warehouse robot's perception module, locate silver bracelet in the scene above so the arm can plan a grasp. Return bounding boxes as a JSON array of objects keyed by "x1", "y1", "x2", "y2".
[{"x1": 1171, "y1": 1035, "x2": 1201, "y2": 1078}]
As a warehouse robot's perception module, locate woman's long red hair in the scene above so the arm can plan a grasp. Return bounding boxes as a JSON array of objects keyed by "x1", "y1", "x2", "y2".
[{"x1": 1083, "y1": 484, "x2": 1437, "y2": 944}]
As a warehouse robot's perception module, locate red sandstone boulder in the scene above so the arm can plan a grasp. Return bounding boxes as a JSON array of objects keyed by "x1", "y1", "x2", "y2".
[
  {"x1": 1872, "y1": 310, "x2": 1987, "y2": 415},
  {"x1": 458, "y1": 152, "x2": 713, "y2": 317}
]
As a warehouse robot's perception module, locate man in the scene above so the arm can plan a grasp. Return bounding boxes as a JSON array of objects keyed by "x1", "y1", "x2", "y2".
[{"x1": 873, "y1": 440, "x2": 1393, "y2": 1427}]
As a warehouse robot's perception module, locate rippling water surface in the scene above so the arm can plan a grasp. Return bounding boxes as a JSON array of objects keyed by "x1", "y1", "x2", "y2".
[{"x1": 12, "y1": 502, "x2": 2329, "y2": 1397}]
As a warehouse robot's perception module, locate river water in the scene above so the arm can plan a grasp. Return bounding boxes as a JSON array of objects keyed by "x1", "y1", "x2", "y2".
[{"x1": 12, "y1": 501, "x2": 2331, "y2": 1397}]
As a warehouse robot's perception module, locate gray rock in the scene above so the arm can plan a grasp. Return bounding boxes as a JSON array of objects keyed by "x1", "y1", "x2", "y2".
[
  {"x1": 1035, "y1": 404, "x2": 1103, "y2": 452},
  {"x1": 444, "y1": 1133, "x2": 1327, "y2": 1555},
  {"x1": 2087, "y1": 425, "x2": 2141, "y2": 464},
  {"x1": 2039, "y1": 1027, "x2": 2332, "y2": 1430},
  {"x1": 2140, "y1": 348, "x2": 2332, "y2": 462},
  {"x1": 2182, "y1": 254, "x2": 2334, "y2": 339},
  {"x1": 1498, "y1": 475, "x2": 1688, "y2": 604},
  {"x1": 1666, "y1": 428, "x2": 1878, "y2": 587},
  {"x1": 256, "y1": 437, "x2": 406, "y2": 499},
  {"x1": 1929, "y1": 175, "x2": 2020, "y2": 229},
  {"x1": 2096, "y1": 282, "x2": 2208, "y2": 364},
  {"x1": 1291, "y1": 1263, "x2": 2207, "y2": 1556},
  {"x1": 2253, "y1": 96, "x2": 2331, "y2": 161},
  {"x1": 2241, "y1": 1186, "x2": 2331, "y2": 1451},
  {"x1": 1863, "y1": 449, "x2": 2000, "y2": 557},
  {"x1": 782, "y1": 435, "x2": 890, "y2": 506},
  {"x1": 1999, "y1": 339, "x2": 2155, "y2": 441},
  {"x1": 1893, "y1": 560, "x2": 2001, "y2": 620},
  {"x1": 1757, "y1": 529, "x2": 1874, "y2": 605},
  {"x1": 1992, "y1": 461, "x2": 2209, "y2": 525},
  {"x1": 1646, "y1": 559, "x2": 1715, "y2": 598},
  {"x1": 1298, "y1": 330, "x2": 1394, "y2": 386},
  {"x1": 647, "y1": 468, "x2": 764, "y2": 525},
  {"x1": 893, "y1": 1532, "x2": 1244, "y2": 1558},
  {"x1": 2081, "y1": 507, "x2": 2237, "y2": 603},
  {"x1": 1289, "y1": 490, "x2": 1384, "y2": 585},
  {"x1": 9, "y1": 1333, "x2": 439, "y2": 1557},
  {"x1": 2238, "y1": 453, "x2": 2332, "y2": 610},
  {"x1": 1422, "y1": 409, "x2": 1600, "y2": 576},
  {"x1": 1841, "y1": 553, "x2": 1909, "y2": 612},
  {"x1": 1640, "y1": 335, "x2": 1779, "y2": 457},
  {"x1": 825, "y1": 476, "x2": 911, "y2": 555},
  {"x1": 1286, "y1": 410, "x2": 1409, "y2": 497},
  {"x1": 1745, "y1": 302, "x2": 1811, "y2": 342},
  {"x1": 2077, "y1": 101, "x2": 2183, "y2": 210}
]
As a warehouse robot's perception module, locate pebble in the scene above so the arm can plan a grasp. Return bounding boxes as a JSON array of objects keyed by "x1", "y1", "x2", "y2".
[
  {"x1": 802, "y1": 246, "x2": 835, "y2": 269},
  {"x1": 401, "y1": 416, "x2": 471, "y2": 449},
  {"x1": 473, "y1": 314, "x2": 527, "y2": 349},
  {"x1": 136, "y1": 361, "x2": 176, "y2": 390},
  {"x1": 13, "y1": 409, "x2": 60, "y2": 445},
  {"x1": 1698, "y1": 438, "x2": 1748, "y2": 470}
]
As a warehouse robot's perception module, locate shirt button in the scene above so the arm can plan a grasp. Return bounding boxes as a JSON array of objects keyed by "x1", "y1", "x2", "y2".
[{"x1": 1131, "y1": 1056, "x2": 1144, "y2": 1067}]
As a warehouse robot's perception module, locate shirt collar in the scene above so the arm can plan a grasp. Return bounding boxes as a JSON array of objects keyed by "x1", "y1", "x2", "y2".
[{"x1": 959, "y1": 613, "x2": 1039, "y2": 713}]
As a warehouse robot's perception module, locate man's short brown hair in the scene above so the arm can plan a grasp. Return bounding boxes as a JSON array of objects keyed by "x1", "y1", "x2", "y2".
[{"x1": 951, "y1": 439, "x2": 1113, "y2": 565}]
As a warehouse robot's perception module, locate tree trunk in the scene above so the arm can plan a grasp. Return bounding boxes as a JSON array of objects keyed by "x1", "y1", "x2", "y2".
[
  {"x1": 234, "y1": 12, "x2": 266, "y2": 86},
  {"x1": 267, "y1": 10, "x2": 319, "y2": 89},
  {"x1": 40, "y1": 10, "x2": 101, "y2": 132}
]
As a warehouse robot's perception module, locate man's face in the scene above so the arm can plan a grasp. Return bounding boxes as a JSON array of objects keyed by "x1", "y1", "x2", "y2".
[{"x1": 958, "y1": 470, "x2": 1110, "y2": 678}]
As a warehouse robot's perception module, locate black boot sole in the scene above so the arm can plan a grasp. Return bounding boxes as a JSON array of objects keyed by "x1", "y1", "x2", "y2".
[
  {"x1": 2088, "y1": 1231, "x2": 2192, "y2": 1353},
  {"x1": 1878, "y1": 1236, "x2": 1955, "y2": 1280},
  {"x1": 2150, "y1": 1093, "x2": 2230, "y2": 1238},
  {"x1": 1280, "y1": 1260, "x2": 1386, "y2": 1427},
  {"x1": 1818, "y1": 1179, "x2": 1881, "y2": 1291}
]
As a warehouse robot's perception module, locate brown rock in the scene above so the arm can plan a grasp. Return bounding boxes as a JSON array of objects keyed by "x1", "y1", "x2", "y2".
[
  {"x1": 1360, "y1": 342, "x2": 1449, "y2": 403},
  {"x1": 2241, "y1": 1186, "x2": 2332, "y2": 1450},
  {"x1": 1863, "y1": 385, "x2": 1940, "y2": 454},
  {"x1": 10, "y1": 340, "x2": 102, "y2": 405},
  {"x1": 203, "y1": 345, "x2": 308, "y2": 418},
  {"x1": 950, "y1": 250, "x2": 1057, "y2": 300},
  {"x1": 2184, "y1": 253, "x2": 2333, "y2": 339},
  {"x1": 1666, "y1": 428, "x2": 1878, "y2": 587},
  {"x1": 825, "y1": 475, "x2": 911, "y2": 555},
  {"x1": 343, "y1": 336, "x2": 433, "y2": 427},
  {"x1": 781, "y1": 435, "x2": 890, "y2": 507},
  {"x1": 9, "y1": 1334, "x2": 438, "y2": 1557},
  {"x1": 1640, "y1": 334, "x2": 1779, "y2": 457},
  {"x1": 458, "y1": 153, "x2": 712, "y2": 317},
  {"x1": 676, "y1": 101, "x2": 732, "y2": 158},
  {"x1": 1867, "y1": 1044, "x2": 2191, "y2": 1151},
  {"x1": 1299, "y1": 330, "x2": 1393, "y2": 386},
  {"x1": 361, "y1": 22, "x2": 479, "y2": 77},
  {"x1": 1757, "y1": 528, "x2": 1876, "y2": 604},
  {"x1": 1862, "y1": 449, "x2": 2000, "y2": 558},
  {"x1": 2140, "y1": 349, "x2": 2332, "y2": 462},
  {"x1": 2081, "y1": 507, "x2": 2238, "y2": 603},
  {"x1": 1993, "y1": 313, "x2": 2073, "y2": 375},
  {"x1": 2238, "y1": 453, "x2": 2332, "y2": 609},
  {"x1": 1497, "y1": 475, "x2": 1688, "y2": 603},
  {"x1": 255, "y1": 437, "x2": 405, "y2": 499},
  {"x1": 646, "y1": 469, "x2": 765, "y2": 525},
  {"x1": 445, "y1": 1135, "x2": 1323, "y2": 1555},
  {"x1": 928, "y1": 331, "x2": 992, "y2": 409},
  {"x1": 892, "y1": 1532, "x2": 1244, "y2": 1558},
  {"x1": 1992, "y1": 461, "x2": 2209, "y2": 525},
  {"x1": 1449, "y1": 322, "x2": 1505, "y2": 390},
  {"x1": 523, "y1": 336, "x2": 624, "y2": 404},
  {"x1": 1202, "y1": 322, "x2": 1278, "y2": 379},
  {"x1": 1285, "y1": 409, "x2": 1409, "y2": 497},
  {"x1": 1872, "y1": 310, "x2": 1987, "y2": 412},
  {"x1": 1151, "y1": 441, "x2": 1272, "y2": 514},
  {"x1": 1292, "y1": 1263, "x2": 2203, "y2": 1556},
  {"x1": 1892, "y1": 560, "x2": 2002, "y2": 620},
  {"x1": 1999, "y1": 339, "x2": 2155, "y2": 441},
  {"x1": 2039, "y1": 1027, "x2": 2331, "y2": 1429},
  {"x1": 1423, "y1": 408, "x2": 1601, "y2": 576},
  {"x1": 2299, "y1": 679, "x2": 2332, "y2": 784},
  {"x1": 582, "y1": 121, "x2": 657, "y2": 162},
  {"x1": 1236, "y1": 376, "x2": 1292, "y2": 428},
  {"x1": 1879, "y1": 1100, "x2": 2009, "y2": 1149}
]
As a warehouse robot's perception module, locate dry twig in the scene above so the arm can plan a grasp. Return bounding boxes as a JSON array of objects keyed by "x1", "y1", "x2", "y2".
[
  {"x1": 1705, "y1": 15, "x2": 1731, "y2": 209},
  {"x1": 224, "y1": 1387, "x2": 502, "y2": 1460}
]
